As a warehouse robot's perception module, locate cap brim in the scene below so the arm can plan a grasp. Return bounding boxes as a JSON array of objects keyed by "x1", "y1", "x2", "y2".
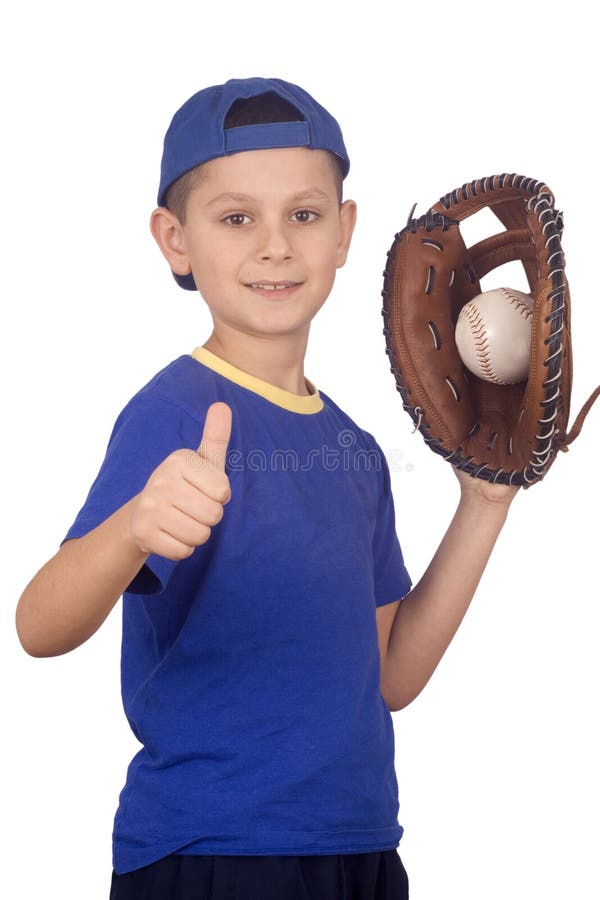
[{"x1": 173, "y1": 270, "x2": 197, "y2": 291}]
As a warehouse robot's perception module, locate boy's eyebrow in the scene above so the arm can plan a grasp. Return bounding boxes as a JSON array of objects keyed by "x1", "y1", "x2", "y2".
[
  {"x1": 288, "y1": 188, "x2": 332, "y2": 203},
  {"x1": 206, "y1": 188, "x2": 332, "y2": 206}
]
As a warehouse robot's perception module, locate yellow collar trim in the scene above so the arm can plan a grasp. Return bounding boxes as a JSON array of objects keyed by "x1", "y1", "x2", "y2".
[{"x1": 190, "y1": 347, "x2": 323, "y2": 414}]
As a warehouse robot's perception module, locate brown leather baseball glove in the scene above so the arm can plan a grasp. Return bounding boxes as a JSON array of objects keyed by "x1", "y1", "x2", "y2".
[{"x1": 382, "y1": 173, "x2": 600, "y2": 487}]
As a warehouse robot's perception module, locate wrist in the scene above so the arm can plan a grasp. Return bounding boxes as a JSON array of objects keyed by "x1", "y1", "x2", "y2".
[
  {"x1": 454, "y1": 467, "x2": 520, "y2": 512},
  {"x1": 120, "y1": 495, "x2": 152, "y2": 561},
  {"x1": 457, "y1": 486, "x2": 515, "y2": 521}
]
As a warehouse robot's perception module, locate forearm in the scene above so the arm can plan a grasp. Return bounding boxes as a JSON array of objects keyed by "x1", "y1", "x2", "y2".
[
  {"x1": 382, "y1": 492, "x2": 513, "y2": 710},
  {"x1": 15, "y1": 496, "x2": 149, "y2": 658}
]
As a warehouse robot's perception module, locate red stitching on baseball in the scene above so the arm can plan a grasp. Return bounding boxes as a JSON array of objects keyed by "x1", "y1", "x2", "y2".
[
  {"x1": 499, "y1": 287, "x2": 533, "y2": 320},
  {"x1": 461, "y1": 302, "x2": 506, "y2": 384}
]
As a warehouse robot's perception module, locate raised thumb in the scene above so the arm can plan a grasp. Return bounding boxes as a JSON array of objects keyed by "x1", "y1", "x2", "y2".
[{"x1": 196, "y1": 402, "x2": 232, "y2": 470}]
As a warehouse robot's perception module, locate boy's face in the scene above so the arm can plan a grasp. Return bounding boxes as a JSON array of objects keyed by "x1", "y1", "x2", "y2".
[{"x1": 153, "y1": 147, "x2": 356, "y2": 344}]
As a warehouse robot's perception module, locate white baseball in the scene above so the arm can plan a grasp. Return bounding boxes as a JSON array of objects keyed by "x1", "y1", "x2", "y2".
[{"x1": 455, "y1": 287, "x2": 534, "y2": 385}]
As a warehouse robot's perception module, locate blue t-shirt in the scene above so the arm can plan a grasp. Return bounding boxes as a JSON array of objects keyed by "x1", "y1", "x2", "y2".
[{"x1": 63, "y1": 347, "x2": 412, "y2": 875}]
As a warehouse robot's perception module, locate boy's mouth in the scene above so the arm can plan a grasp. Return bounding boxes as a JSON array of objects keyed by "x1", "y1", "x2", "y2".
[
  {"x1": 245, "y1": 280, "x2": 303, "y2": 298},
  {"x1": 246, "y1": 280, "x2": 302, "y2": 292}
]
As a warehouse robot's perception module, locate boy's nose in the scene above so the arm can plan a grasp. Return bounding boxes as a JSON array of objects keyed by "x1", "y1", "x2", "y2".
[{"x1": 256, "y1": 223, "x2": 294, "y2": 261}]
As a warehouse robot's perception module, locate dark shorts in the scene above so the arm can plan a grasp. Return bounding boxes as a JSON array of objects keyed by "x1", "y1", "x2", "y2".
[{"x1": 109, "y1": 849, "x2": 409, "y2": 899}]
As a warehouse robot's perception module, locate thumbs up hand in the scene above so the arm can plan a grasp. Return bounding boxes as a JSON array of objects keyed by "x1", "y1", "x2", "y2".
[{"x1": 129, "y1": 402, "x2": 233, "y2": 560}]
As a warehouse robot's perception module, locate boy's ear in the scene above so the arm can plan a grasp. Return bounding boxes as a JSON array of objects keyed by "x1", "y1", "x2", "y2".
[
  {"x1": 149, "y1": 207, "x2": 193, "y2": 278},
  {"x1": 336, "y1": 199, "x2": 357, "y2": 268}
]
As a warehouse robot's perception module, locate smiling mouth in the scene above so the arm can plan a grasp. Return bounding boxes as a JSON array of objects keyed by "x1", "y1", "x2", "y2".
[{"x1": 246, "y1": 281, "x2": 302, "y2": 291}]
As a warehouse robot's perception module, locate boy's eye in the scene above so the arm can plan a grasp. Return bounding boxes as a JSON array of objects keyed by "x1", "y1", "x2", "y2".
[
  {"x1": 291, "y1": 209, "x2": 318, "y2": 223},
  {"x1": 223, "y1": 213, "x2": 252, "y2": 226},
  {"x1": 222, "y1": 210, "x2": 319, "y2": 226}
]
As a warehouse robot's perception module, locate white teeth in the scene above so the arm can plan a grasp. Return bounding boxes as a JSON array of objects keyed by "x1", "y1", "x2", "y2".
[{"x1": 250, "y1": 283, "x2": 295, "y2": 291}]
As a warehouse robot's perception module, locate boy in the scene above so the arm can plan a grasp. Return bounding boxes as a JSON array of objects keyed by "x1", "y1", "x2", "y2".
[{"x1": 16, "y1": 77, "x2": 518, "y2": 899}]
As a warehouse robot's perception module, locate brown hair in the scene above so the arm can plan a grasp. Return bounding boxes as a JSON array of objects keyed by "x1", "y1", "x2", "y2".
[{"x1": 164, "y1": 91, "x2": 344, "y2": 222}]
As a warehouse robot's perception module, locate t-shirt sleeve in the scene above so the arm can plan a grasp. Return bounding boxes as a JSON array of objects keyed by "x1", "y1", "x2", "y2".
[
  {"x1": 371, "y1": 440, "x2": 412, "y2": 607},
  {"x1": 61, "y1": 394, "x2": 201, "y2": 595}
]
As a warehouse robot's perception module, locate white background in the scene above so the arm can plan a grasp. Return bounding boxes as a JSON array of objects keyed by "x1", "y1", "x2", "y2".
[{"x1": 3, "y1": 1, "x2": 599, "y2": 898}]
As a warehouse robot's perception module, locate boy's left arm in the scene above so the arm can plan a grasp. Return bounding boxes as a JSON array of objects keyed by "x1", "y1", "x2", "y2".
[{"x1": 377, "y1": 471, "x2": 519, "y2": 711}]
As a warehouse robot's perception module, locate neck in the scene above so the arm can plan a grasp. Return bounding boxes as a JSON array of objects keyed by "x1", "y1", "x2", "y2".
[{"x1": 202, "y1": 328, "x2": 311, "y2": 396}]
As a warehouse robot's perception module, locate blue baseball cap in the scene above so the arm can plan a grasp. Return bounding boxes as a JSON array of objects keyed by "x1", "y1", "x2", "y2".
[{"x1": 157, "y1": 77, "x2": 350, "y2": 290}]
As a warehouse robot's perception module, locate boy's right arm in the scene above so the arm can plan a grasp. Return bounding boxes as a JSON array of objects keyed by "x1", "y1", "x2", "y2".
[{"x1": 15, "y1": 402, "x2": 232, "y2": 658}]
